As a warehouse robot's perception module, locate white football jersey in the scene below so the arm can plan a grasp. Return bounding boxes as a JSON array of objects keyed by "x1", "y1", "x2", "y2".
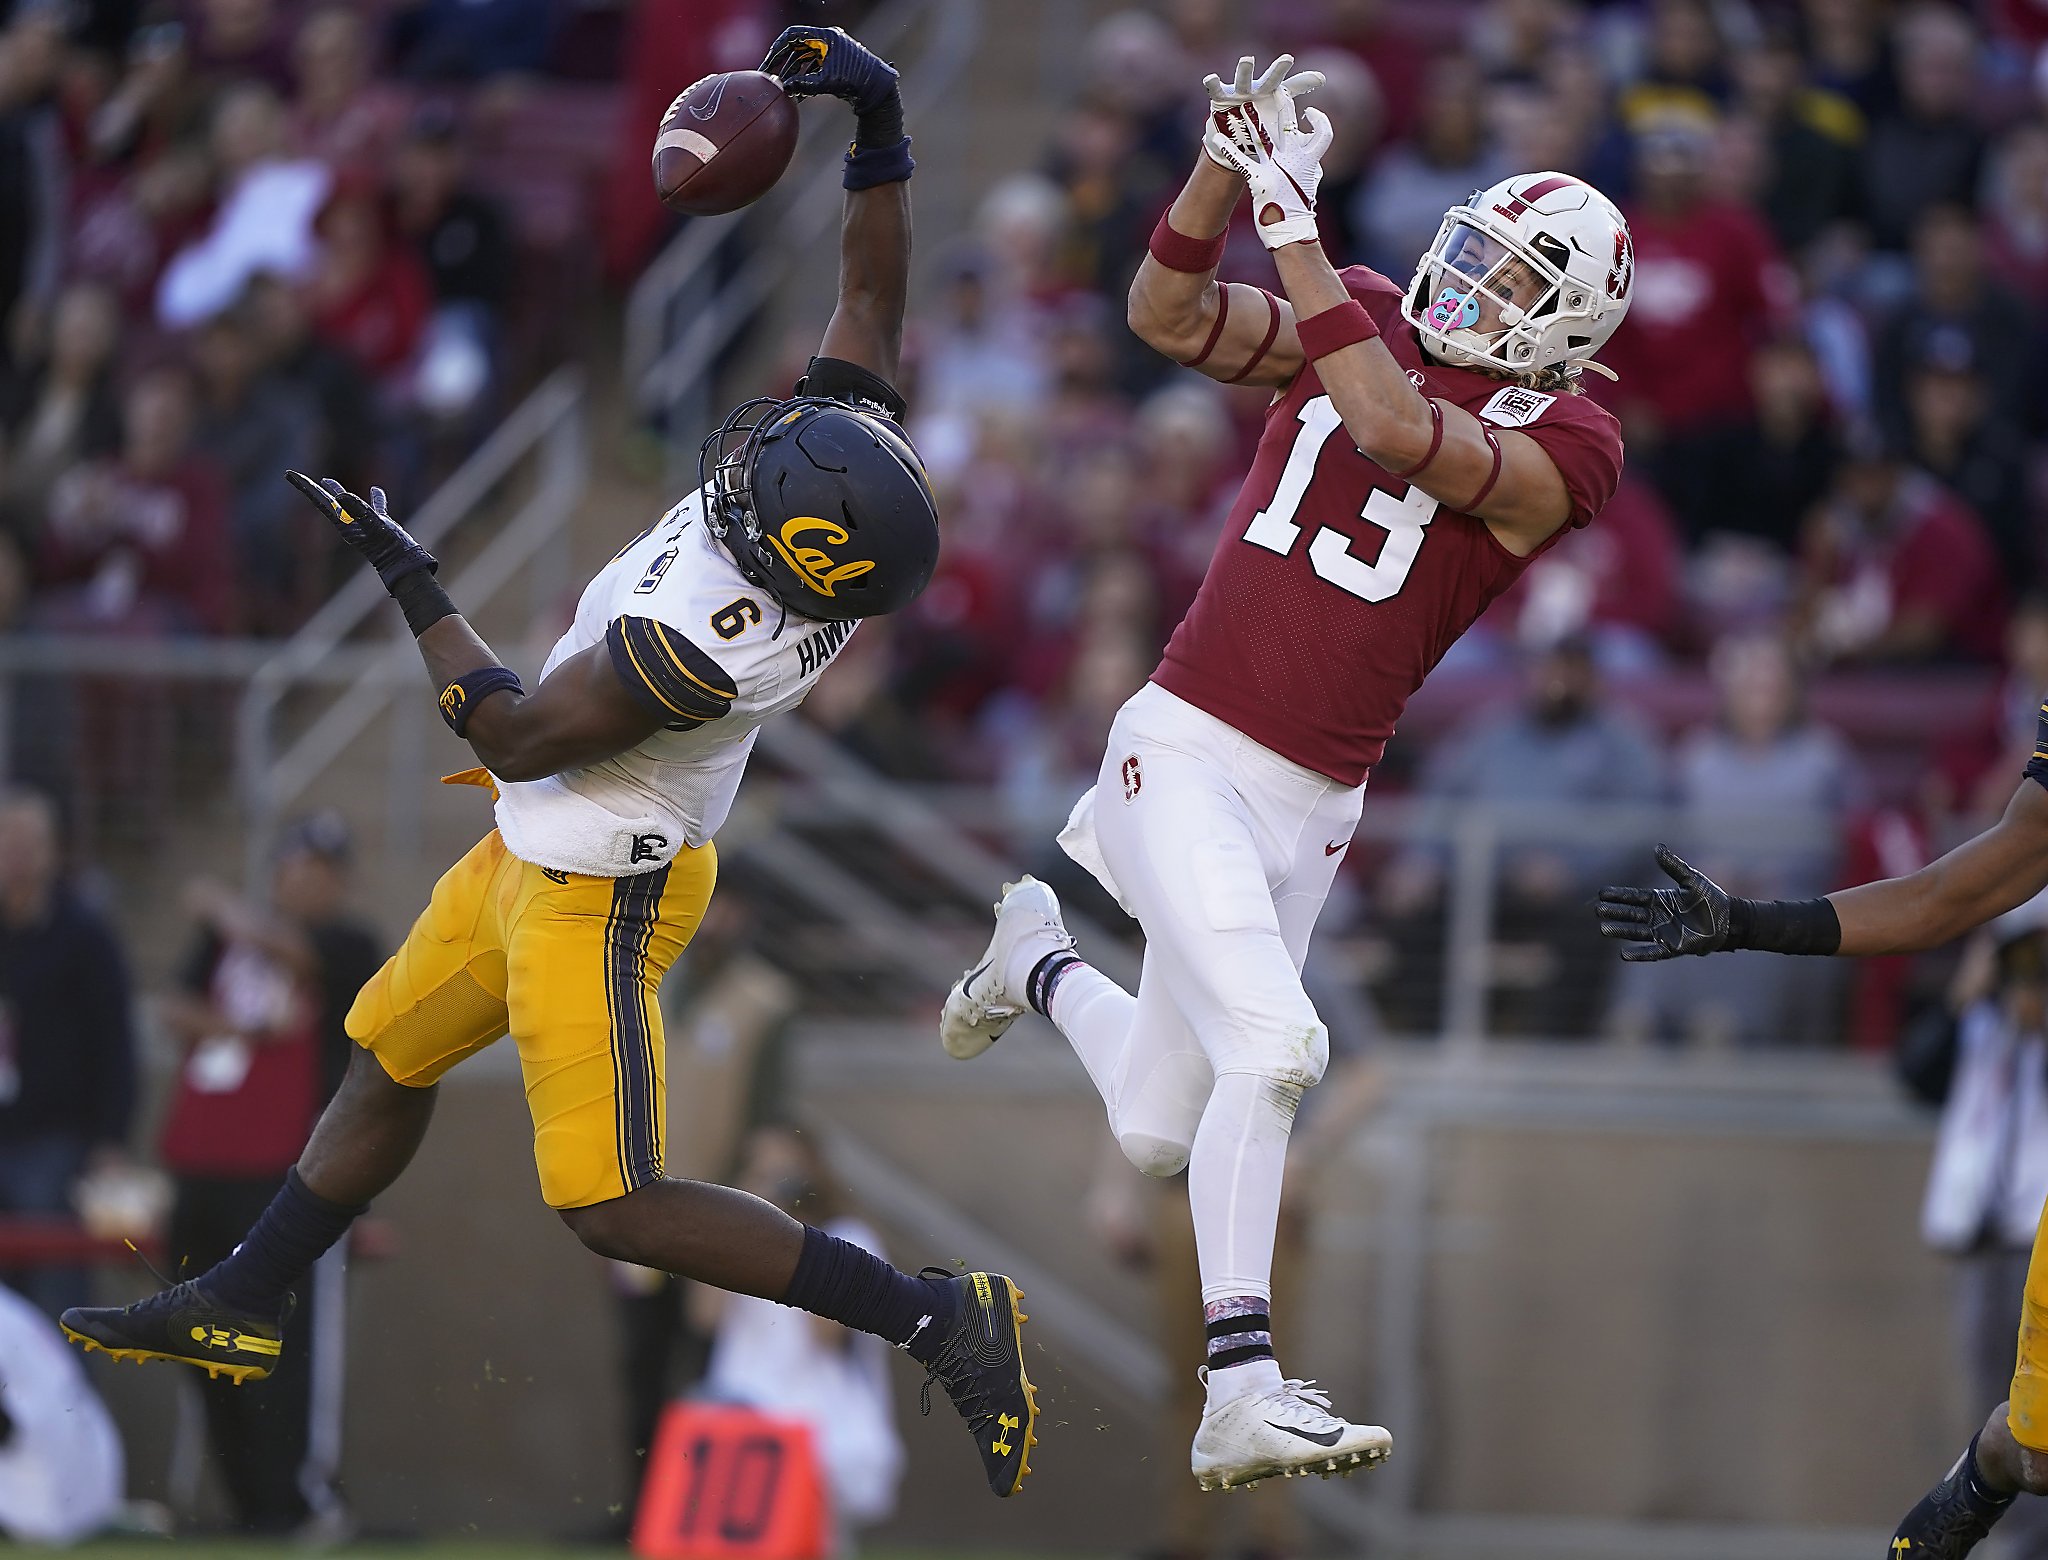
[{"x1": 492, "y1": 489, "x2": 856, "y2": 875}]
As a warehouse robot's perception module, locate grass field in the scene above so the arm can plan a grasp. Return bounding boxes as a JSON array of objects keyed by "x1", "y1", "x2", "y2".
[
  {"x1": 54, "y1": 1539, "x2": 1040, "y2": 1547},
  {"x1": 55, "y1": 1547, "x2": 623, "y2": 1559},
  {"x1": 58, "y1": 1548, "x2": 620, "y2": 1559}
]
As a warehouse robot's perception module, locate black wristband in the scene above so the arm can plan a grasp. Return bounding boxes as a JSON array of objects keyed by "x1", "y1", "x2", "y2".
[
  {"x1": 844, "y1": 135, "x2": 913, "y2": 190},
  {"x1": 438, "y1": 666, "x2": 524, "y2": 736},
  {"x1": 393, "y1": 571, "x2": 457, "y2": 637},
  {"x1": 1729, "y1": 895, "x2": 1841, "y2": 956},
  {"x1": 854, "y1": 87, "x2": 904, "y2": 150}
]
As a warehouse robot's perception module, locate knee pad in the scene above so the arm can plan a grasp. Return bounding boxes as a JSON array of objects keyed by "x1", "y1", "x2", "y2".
[
  {"x1": 1116, "y1": 1128, "x2": 1192, "y2": 1179},
  {"x1": 1111, "y1": 1048, "x2": 1212, "y2": 1178},
  {"x1": 1213, "y1": 1018, "x2": 1329, "y2": 1091}
]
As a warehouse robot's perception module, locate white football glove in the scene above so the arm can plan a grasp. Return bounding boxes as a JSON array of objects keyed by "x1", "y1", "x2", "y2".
[
  {"x1": 1201, "y1": 54, "x2": 1324, "y2": 172},
  {"x1": 1209, "y1": 95, "x2": 1333, "y2": 250}
]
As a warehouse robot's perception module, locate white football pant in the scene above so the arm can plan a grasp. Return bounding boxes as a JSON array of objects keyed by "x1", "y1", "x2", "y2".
[{"x1": 1053, "y1": 682, "x2": 1362, "y2": 1303}]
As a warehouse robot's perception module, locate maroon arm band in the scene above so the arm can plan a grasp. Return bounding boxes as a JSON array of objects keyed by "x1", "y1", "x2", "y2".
[
  {"x1": 1465, "y1": 426, "x2": 1506, "y2": 511},
  {"x1": 1182, "y1": 282, "x2": 1232, "y2": 369},
  {"x1": 1390, "y1": 400, "x2": 1444, "y2": 480},
  {"x1": 1148, "y1": 212, "x2": 1228, "y2": 275},
  {"x1": 1224, "y1": 290, "x2": 1283, "y2": 384},
  {"x1": 1294, "y1": 298, "x2": 1379, "y2": 361}
]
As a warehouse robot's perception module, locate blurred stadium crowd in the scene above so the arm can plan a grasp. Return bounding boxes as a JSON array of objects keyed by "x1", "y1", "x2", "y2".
[{"x1": 0, "y1": 0, "x2": 652, "y2": 641}]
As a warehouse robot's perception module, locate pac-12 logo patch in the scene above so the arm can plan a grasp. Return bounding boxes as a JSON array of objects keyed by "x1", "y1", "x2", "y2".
[
  {"x1": 1121, "y1": 754, "x2": 1142, "y2": 802},
  {"x1": 1478, "y1": 385, "x2": 1555, "y2": 427}
]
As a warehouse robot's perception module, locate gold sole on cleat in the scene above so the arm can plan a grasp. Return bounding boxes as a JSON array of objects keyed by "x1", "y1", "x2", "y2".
[
  {"x1": 997, "y1": 1278, "x2": 1038, "y2": 1496},
  {"x1": 62, "y1": 1325, "x2": 271, "y2": 1385}
]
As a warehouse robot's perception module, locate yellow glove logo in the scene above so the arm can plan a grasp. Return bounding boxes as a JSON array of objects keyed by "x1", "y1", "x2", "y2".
[{"x1": 767, "y1": 516, "x2": 875, "y2": 598}]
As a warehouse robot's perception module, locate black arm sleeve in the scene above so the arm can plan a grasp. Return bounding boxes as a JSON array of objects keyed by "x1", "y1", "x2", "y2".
[
  {"x1": 2027, "y1": 700, "x2": 2048, "y2": 791},
  {"x1": 605, "y1": 616, "x2": 739, "y2": 728},
  {"x1": 795, "y1": 355, "x2": 907, "y2": 422}
]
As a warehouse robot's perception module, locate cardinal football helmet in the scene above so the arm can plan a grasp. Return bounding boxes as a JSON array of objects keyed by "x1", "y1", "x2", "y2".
[{"x1": 1403, "y1": 171, "x2": 1633, "y2": 378}]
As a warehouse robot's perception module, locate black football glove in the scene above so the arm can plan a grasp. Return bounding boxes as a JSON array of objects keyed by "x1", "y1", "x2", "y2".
[
  {"x1": 761, "y1": 24, "x2": 901, "y2": 144},
  {"x1": 1594, "y1": 844, "x2": 1734, "y2": 961},
  {"x1": 285, "y1": 469, "x2": 437, "y2": 590}
]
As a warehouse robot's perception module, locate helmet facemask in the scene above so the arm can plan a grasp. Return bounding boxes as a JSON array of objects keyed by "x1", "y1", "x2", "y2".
[
  {"x1": 698, "y1": 394, "x2": 836, "y2": 625},
  {"x1": 1405, "y1": 193, "x2": 1622, "y2": 379}
]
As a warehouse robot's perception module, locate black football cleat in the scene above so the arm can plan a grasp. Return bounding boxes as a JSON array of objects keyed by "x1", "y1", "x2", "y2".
[
  {"x1": 915, "y1": 1269, "x2": 1039, "y2": 1496},
  {"x1": 1889, "y1": 1444, "x2": 2012, "y2": 1558},
  {"x1": 61, "y1": 1280, "x2": 286, "y2": 1385}
]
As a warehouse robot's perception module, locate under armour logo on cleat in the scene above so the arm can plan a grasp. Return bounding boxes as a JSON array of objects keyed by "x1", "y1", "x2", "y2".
[{"x1": 992, "y1": 1412, "x2": 1019, "y2": 1456}]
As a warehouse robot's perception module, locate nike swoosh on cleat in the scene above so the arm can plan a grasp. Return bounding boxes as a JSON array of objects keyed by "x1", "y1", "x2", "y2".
[
  {"x1": 1266, "y1": 1421, "x2": 1347, "y2": 1446},
  {"x1": 1325, "y1": 841, "x2": 1347, "y2": 856},
  {"x1": 963, "y1": 959, "x2": 992, "y2": 996}
]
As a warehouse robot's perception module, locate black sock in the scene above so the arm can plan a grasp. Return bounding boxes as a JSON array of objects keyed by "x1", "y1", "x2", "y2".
[
  {"x1": 781, "y1": 1224, "x2": 957, "y2": 1366},
  {"x1": 199, "y1": 1169, "x2": 365, "y2": 1316},
  {"x1": 1962, "y1": 1430, "x2": 2018, "y2": 1515},
  {"x1": 1026, "y1": 951, "x2": 1081, "y2": 1017}
]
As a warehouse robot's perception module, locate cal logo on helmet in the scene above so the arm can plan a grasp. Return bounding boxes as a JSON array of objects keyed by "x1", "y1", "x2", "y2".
[{"x1": 767, "y1": 516, "x2": 877, "y2": 598}]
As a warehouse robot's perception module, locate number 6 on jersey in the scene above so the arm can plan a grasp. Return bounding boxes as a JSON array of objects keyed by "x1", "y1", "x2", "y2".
[{"x1": 1243, "y1": 395, "x2": 1439, "y2": 602}]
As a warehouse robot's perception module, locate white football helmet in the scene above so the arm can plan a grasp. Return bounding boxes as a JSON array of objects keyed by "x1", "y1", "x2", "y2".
[{"x1": 1402, "y1": 171, "x2": 1633, "y2": 378}]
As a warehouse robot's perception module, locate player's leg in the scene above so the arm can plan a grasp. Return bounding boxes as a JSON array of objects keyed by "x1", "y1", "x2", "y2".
[
  {"x1": 1890, "y1": 1196, "x2": 2048, "y2": 1554},
  {"x1": 1096, "y1": 722, "x2": 1385, "y2": 1487},
  {"x1": 511, "y1": 851, "x2": 1038, "y2": 1497},
  {"x1": 940, "y1": 869, "x2": 1217, "y2": 1173},
  {"x1": 60, "y1": 834, "x2": 519, "y2": 1379}
]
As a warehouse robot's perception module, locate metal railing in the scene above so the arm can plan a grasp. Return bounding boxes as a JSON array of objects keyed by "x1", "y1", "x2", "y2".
[
  {"x1": 624, "y1": 0, "x2": 982, "y2": 477},
  {"x1": 234, "y1": 366, "x2": 589, "y2": 886},
  {"x1": 741, "y1": 769, "x2": 1854, "y2": 1047}
]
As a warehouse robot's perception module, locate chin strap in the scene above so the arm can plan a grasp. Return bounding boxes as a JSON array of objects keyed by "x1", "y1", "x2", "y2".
[{"x1": 1569, "y1": 359, "x2": 1619, "y2": 382}]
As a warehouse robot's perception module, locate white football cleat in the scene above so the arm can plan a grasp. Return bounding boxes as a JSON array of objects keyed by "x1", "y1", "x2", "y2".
[
  {"x1": 939, "y1": 876, "x2": 1075, "y2": 1060},
  {"x1": 1190, "y1": 1377, "x2": 1392, "y2": 1491}
]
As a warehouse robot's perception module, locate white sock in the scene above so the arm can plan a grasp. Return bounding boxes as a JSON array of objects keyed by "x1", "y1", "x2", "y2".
[
  {"x1": 1206, "y1": 1356, "x2": 1284, "y2": 1407},
  {"x1": 1189, "y1": 1071, "x2": 1302, "y2": 1383},
  {"x1": 1045, "y1": 962, "x2": 1134, "y2": 1112}
]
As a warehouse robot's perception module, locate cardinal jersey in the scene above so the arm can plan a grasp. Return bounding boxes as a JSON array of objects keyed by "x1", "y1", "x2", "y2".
[
  {"x1": 491, "y1": 491, "x2": 855, "y2": 875},
  {"x1": 1154, "y1": 267, "x2": 1625, "y2": 786}
]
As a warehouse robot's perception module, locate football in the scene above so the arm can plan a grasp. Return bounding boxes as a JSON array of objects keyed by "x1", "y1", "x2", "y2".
[{"x1": 653, "y1": 70, "x2": 800, "y2": 216}]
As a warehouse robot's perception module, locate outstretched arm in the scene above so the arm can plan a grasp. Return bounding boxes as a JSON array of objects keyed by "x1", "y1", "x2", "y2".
[
  {"x1": 1128, "y1": 155, "x2": 1304, "y2": 387},
  {"x1": 286, "y1": 473, "x2": 661, "y2": 783},
  {"x1": 1211, "y1": 86, "x2": 1570, "y2": 551},
  {"x1": 764, "y1": 25, "x2": 913, "y2": 383},
  {"x1": 1596, "y1": 779, "x2": 2048, "y2": 962},
  {"x1": 1830, "y1": 780, "x2": 2048, "y2": 954},
  {"x1": 1269, "y1": 239, "x2": 1573, "y2": 550},
  {"x1": 815, "y1": 180, "x2": 909, "y2": 381},
  {"x1": 1127, "y1": 57, "x2": 1311, "y2": 388}
]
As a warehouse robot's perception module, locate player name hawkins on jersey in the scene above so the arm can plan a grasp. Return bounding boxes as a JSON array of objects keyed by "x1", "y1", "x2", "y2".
[
  {"x1": 796, "y1": 619, "x2": 853, "y2": 679},
  {"x1": 488, "y1": 490, "x2": 860, "y2": 876}
]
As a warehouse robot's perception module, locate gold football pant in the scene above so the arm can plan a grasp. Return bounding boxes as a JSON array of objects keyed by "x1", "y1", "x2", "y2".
[
  {"x1": 345, "y1": 830, "x2": 716, "y2": 1209},
  {"x1": 2012, "y1": 1197, "x2": 2048, "y2": 1449}
]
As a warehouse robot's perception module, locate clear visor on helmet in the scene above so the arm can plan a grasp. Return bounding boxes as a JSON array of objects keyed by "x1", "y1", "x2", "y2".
[{"x1": 1418, "y1": 222, "x2": 1559, "y2": 339}]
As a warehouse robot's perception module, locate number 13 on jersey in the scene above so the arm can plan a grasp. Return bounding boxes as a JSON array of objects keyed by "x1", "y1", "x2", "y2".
[{"x1": 1243, "y1": 395, "x2": 1440, "y2": 602}]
